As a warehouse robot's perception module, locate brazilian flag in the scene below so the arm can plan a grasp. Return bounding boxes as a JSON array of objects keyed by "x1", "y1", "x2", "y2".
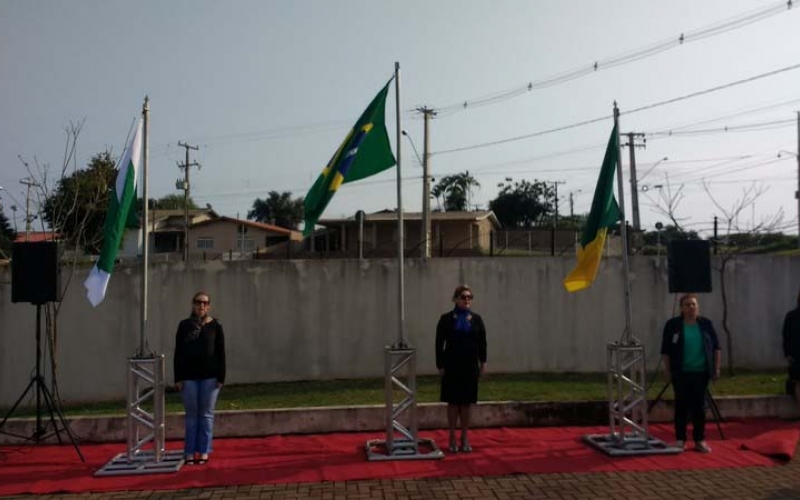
[
  {"x1": 563, "y1": 123, "x2": 621, "y2": 292},
  {"x1": 303, "y1": 79, "x2": 396, "y2": 236}
]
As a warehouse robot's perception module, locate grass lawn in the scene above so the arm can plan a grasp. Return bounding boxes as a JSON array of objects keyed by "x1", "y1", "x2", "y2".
[{"x1": 5, "y1": 369, "x2": 788, "y2": 418}]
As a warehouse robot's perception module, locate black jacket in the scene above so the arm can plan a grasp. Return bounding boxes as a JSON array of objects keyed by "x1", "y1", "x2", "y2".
[
  {"x1": 174, "y1": 317, "x2": 226, "y2": 384},
  {"x1": 782, "y1": 308, "x2": 800, "y2": 359},
  {"x1": 435, "y1": 311, "x2": 487, "y2": 371},
  {"x1": 660, "y1": 316, "x2": 720, "y2": 379}
]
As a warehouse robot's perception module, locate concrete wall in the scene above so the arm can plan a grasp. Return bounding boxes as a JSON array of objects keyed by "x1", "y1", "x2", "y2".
[{"x1": 0, "y1": 255, "x2": 796, "y2": 407}]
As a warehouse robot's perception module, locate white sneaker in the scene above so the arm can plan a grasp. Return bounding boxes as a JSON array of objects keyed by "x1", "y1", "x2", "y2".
[
  {"x1": 695, "y1": 441, "x2": 712, "y2": 453},
  {"x1": 675, "y1": 440, "x2": 685, "y2": 450}
]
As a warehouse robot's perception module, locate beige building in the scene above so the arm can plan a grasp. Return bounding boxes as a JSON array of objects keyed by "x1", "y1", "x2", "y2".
[
  {"x1": 121, "y1": 209, "x2": 301, "y2": 259},
  {"x1": 317, "y1": 210, "x2": 501, "y2": 257},
  {"x1": 191, "y1": 216, "x2": 301, "y2": 258}
]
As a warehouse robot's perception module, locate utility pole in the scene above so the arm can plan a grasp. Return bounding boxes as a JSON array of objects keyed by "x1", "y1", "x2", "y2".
[
  {"x1": 568, "y1": 189, "x2": 582, "y2": 218},
  {"x1": 623, "y1": 132, "x2": 646, "y2": 231},
  {"x1": 548, "y1": 181, "x2": 566, "y2": 227},
  {"x1": 796, "y1": 111, "x2": 800, "y2": 248},
  {"x1": 417, "y1": 106, "x2": 436, "y2": 259},
  {"x1": 176, "y1": 141, "x2": 200, "y2": 262},
  {"x1": 20, "y1": 177, "x2": 40, "y2": 241}
]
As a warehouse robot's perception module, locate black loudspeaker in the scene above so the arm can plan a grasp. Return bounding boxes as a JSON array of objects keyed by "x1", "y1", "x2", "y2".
[
  {"x1": 11, "y1": 241, "x2": 61, "y2": 304},
  {"x1": 667, "y1": 240, "x2": 712, "y2": 293}
]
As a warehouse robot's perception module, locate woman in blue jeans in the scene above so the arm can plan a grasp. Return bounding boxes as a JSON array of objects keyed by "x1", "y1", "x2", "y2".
[{"x1": 174, "y1": 291, "x2": 226, "y2": 465}]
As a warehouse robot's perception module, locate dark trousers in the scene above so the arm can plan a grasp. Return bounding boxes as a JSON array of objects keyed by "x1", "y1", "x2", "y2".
[{"x1": 672, "y1": 371, "x2": 709, "y2": 442}]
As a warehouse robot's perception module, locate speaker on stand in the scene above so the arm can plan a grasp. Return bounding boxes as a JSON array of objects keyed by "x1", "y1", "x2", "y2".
[
  {"x1": 667, "y1": 240, "x2": 712, "y2": 293},
  {"x1": 1, "y1": 241, "x2": 83, "y2": 461}
]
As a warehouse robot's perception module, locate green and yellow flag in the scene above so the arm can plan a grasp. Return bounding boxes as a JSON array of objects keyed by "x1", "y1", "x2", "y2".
[
  {"x1": 303, "y1": 79, "x2": 396, "y2": 236},
  {"x1": 563, "y1": 123, "x2": 621, "y2": 292}
]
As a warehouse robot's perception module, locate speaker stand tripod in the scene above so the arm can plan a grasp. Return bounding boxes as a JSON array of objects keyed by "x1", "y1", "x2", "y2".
[
  {"x1": 647, "y1": 379, "x2": 725, "y2": 440},
  {"x1": 0, "y1": 304, "x2": 84, "y2": 461}
]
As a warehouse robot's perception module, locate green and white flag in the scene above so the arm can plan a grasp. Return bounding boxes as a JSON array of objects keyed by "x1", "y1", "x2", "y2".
[{"x1": 84, "y1": 118, "x2": 143, "y2": 307}]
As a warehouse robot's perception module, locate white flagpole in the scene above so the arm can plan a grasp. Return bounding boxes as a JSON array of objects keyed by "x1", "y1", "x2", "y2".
[{"x1": 394, "y1": 62, "x2": 406, "y2": 348}]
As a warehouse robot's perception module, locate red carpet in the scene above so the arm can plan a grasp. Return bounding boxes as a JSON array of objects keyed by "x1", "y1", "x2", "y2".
[
  {"x1": 740, "y1": 427, "x2": 800, "y2": 460},
  {"x1": 0, "y1": 419, "x2": 796, "y2": 496}
]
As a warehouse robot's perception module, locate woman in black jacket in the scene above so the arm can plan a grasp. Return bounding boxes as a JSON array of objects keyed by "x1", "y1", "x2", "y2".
[
  {"x1": 435, "y1": 284, "x2": 487, "y2": 453},
  {"x1": 174, "y1": 291, "x2": 226, "y2": 465},
  {"x1": 660, "y1": 293, "x2": 720, "y2": 453}
]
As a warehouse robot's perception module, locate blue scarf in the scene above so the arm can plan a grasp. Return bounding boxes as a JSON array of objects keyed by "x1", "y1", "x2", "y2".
[{"x1": 453, "y1": 306, "x2": 472, "y2": 333}]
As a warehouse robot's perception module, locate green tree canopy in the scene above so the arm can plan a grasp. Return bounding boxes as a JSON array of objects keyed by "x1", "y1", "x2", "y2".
[
  {"x1": 248, "y1": 191, "x2": 304, "y2": 229},
  {"x1": 489, "y1": 178, "x2": 554, "y2": 228},
  {"x1": 42, "y1": 150, "x2": 117, "y2": 253},
  {"x1": 152, "y1": 193, "x2": 199, "y2": 210},
  {"x1": 0, "y1": 209, "x2": 14, "y2": 257},
  {"x1": 431, "y1": 171, "x2": 480, "y2": 211},
  {"x1": 640, "y1": 225, "x2": 700, "y2": 246}
]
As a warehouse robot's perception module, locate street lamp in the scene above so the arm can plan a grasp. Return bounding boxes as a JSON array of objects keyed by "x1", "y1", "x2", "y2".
[
  {"x1": 401, "y1": 129, "x2": 432, "y2": 258},
  {"x1": 400, "y1": 130, "x2": 423, "y2": 167},
  {"x1": 638, "y1": 157, "x2": 668, "y2": 184}
]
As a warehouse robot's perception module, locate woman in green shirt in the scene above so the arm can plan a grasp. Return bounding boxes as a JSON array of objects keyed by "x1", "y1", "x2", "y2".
[{"x1": 660, "y1": 294, "x2": 721, "y2": 453}]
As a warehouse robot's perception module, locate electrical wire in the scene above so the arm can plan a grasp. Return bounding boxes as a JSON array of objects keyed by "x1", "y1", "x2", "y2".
[
  {"x1": 434, "y1": 61, "x2": 800, "y2": 156},
  {"x1": 431, "y1": 0, "x2": 795, "y2": 116}
]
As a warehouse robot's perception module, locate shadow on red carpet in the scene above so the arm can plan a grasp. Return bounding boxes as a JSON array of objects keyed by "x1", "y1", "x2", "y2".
[{"x1": 0, "y1": 418, "x2": 796, "y2": 496}]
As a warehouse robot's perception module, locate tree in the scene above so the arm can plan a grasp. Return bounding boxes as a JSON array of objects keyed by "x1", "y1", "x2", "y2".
[
  {"x1": 247, "y1": 191, "x2": 304, "y2": 229},
  {"x1": 0, "y1": 208, "x2": 13, "y2": 257},
  {"x1": 136, "y1": 193, "x2": 199, "y2": 212},
  {"x1": 42, "y1": 150, "x2": 117, "y2": 253},
  {"x1": 153, "y1": 193, "x2": 199, "y2": 210},
  {"x1": 431, "y1": 171, "x2": 480, "y2": 211},
  {"x1": 641, "y1": 225, "x2": 699, "y2": 246},
  {"x1": 704, "y1": 182, "x2": 783, "y2": 376},
  {"x1": 489, "y1": 178, "x2": 554, "y2": 228}
]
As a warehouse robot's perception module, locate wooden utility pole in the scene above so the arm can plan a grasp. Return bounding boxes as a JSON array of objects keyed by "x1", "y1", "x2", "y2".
[
  {"x1": 549, "y1": 181, "x2": 566, "y2": 227},
  {"x1": 176, "y1": 141, "x2": 200, "y2": 262},
  {"x1": 624, "y1": 132, "x2": 646, "y2": 231},
  {"x1": 796, "y1": 112, "x2": 800, "y2": 248},
  {"x1": 20, "y1": 177, "x2": 40, "y2": 241},
  {"x1": 417, "y1": 106, "x2": 436, "y2": 258}
]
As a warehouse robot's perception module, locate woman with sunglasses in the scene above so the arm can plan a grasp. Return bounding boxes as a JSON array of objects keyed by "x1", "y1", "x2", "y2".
[
  {"x1": 174, "y1": 291, "x2": 226, "y2": 465},
  {"x1": 435, "y1": 284, "x2": 487, "y2": 453}
]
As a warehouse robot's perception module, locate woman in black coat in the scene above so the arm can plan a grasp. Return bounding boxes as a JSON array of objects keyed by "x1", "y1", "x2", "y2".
[{"x1": 435, "y1": 284, "x2": 487, "y2": 453}]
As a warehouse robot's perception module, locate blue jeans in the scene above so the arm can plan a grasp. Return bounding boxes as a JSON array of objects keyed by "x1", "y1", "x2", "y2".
[{"x1": 181, "y1": 378, "x2": 221, "y2": 456}]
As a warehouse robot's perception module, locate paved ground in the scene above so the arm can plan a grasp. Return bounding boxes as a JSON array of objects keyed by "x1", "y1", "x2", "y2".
[{"x1": 4, "y1": 453, "x2": 800, "y2": 500}]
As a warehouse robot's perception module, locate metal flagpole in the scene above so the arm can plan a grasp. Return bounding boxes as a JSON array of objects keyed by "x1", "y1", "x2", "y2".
[
  {"x1": 140, "y1": 98, "x2": 149, "y2": 358},
  {"x1": 583, "y1": 103, "x2": 679, "y2": 457},
  {"x1": 96, "y1": 97, "x2": 183, "y2": 476},
  {"x1": 365, "y1": 63, "x2": 443, "y2": 461}
]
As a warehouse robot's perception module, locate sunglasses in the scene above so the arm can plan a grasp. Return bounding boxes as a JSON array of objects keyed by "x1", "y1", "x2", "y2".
[
  {"x1": 193, "y1": 300, "x2": 210, "y2": 306},
  {"x1": 459, "y1": 294, "x2": 473, "y2": 300}
]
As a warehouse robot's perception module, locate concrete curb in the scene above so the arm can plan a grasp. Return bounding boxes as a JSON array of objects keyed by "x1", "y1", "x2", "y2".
[{"x1": 1, "y1": 395, "x2": 797, "y2": 444}]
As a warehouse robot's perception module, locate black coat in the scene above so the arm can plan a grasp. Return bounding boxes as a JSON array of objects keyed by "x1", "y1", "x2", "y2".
[
  {"x1": 660, "y1": 316, "x2": 720, "y2": 379},
  {"x1": 174, "y1": 316, "x2": 226, "y2": 384},
  {"x1": 435, "y1": 310, "x2": 487, "y2": 404}
]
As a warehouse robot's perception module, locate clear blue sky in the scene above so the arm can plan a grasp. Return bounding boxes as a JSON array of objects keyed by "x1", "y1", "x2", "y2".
[{"x1": 2, "y1": 0, "x2": 799, "y2": 236}]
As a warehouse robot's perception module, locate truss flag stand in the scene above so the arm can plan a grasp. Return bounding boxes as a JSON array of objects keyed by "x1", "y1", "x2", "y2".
[
  {"x1": 583, "y1": 104, "x2": 681, "y2": 457},
  {"x1": 95, "y1": 98, "x2": 185, "y2": 476},
  {"x1": 365, "y1": 63, "x2": 444, "y2": 461}
]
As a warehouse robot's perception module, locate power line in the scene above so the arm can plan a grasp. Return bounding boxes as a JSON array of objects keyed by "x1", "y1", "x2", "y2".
[
  {"x1": 431, "y1": 0, "x2": 795, "y2": 116},
  {"x1": 434, "y1": 61, "x2": 800, "y2": 156}
]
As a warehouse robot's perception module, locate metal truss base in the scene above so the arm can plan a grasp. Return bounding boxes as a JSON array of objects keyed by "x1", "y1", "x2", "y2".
[
  {"x1": 94, "y1": 450, "x2": 185, "y2": 476},
  {"x1": 583, "y1": 433, "x2": 683, "y2": 456},
  {"x1": 365, "y1": 437, "x2": 445, "y2": 461}
]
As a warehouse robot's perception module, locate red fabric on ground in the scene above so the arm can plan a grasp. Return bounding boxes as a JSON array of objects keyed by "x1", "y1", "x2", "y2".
[
  {"x1": 739, "y1": 427, "x2": 800, "y2": 460},
  {"x1": 0, "y1": 419, "x2": 796, "y2": 496}
]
